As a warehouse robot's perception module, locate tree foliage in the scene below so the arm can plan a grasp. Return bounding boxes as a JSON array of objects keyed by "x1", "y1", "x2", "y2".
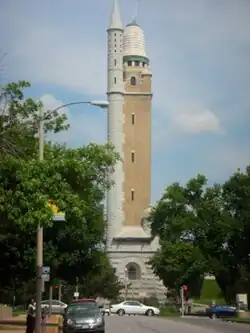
[
  {"x1": 0, "y1": 81, "x2": 122, "y2": 303},
  {"x1": 0, "y1": 81, "x2": 68, "y2": 158},
  {"x1": 149, "y1": 168, "x2": 250, "y2": 303}
]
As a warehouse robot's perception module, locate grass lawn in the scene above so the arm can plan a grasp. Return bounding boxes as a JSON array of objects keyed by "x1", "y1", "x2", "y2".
[
  {"x1": 194, "y1": 299, "x2": 225, "y2": 305},
  {"x1": 160, "y1": 306, "x2": 179, "y2": 317}
]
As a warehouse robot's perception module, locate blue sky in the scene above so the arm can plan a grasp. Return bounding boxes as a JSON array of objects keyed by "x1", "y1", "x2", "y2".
[{"x1": 0, "y1": 0, "x2": 249, "y2": 203}]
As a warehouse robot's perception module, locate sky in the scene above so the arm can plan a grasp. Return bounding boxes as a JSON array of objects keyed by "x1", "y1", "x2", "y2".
[{"x1": 0, "y1": 0, "x2": 249, "y2": 203}]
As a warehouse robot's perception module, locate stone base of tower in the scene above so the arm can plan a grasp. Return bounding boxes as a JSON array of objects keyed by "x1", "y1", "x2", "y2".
[{"x1": 108, "y1": 240, "x2": 167, "y2": 301}]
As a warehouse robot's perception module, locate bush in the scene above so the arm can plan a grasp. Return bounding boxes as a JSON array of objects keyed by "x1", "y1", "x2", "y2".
[{"x1": 160, "y1": 306, "x2": 179, "y2": 317}]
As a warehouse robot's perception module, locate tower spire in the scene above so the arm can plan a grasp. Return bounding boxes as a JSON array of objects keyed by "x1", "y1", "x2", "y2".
[
  {"x1": 132, "y1": 0, "x2": 140, "y2": 24},
  {"x1": 108, "y1": 0, "x2": 123, "y2": 30}
]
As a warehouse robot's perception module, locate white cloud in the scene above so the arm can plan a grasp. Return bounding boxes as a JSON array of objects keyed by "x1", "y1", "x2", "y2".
[
  {"x1": 172, "y1": 109, "x2": 222, "y2": 134},
  {"x1": 40, "y1": 94, "x2": 69, "y2": 116}
]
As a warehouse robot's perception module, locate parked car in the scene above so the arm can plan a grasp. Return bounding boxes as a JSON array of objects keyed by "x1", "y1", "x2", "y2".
[
  {"x1": 63, "y1": 301, "x2": 105, "y2": 333},
  {"x1": 41, "y1": 300, "x2": 67, "y2": 314},
  {"x1": 206, "y1": 305, "x2": 237, "y2": 319},
  {"x1": 110, "y1": 300, "x2": 160, "y2": 316}
]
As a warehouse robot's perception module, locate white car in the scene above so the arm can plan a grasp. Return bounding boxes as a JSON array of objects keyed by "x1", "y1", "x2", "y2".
[
  {"x1": 41, "y1": 299, "x2": 67, "y2": 313},
  {"x1": 110, "y1": 300, "x2": 160, "y2": 316}
]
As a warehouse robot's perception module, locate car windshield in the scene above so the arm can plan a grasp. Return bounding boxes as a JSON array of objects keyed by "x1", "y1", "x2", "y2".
[{"x1": 67, "y1": 302, "x2": 99, "y2": 315}]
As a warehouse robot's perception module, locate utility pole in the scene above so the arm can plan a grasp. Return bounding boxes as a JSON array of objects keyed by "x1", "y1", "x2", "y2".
[
  {"x1": 180, "y1": 286, "x2": 185, "y2": 317},
  {"x1": 49, "y1": 285, "x2": 53, "y2": 315},
  {"x1": 75, "y1": 277, "x2": 79, "y2": 299},
  {"x1": 58, "y1": 281, "x2": 62, "y2": 301},
  {"x1": 35, "y1": 106, "x2": 44, "y2": 333}
]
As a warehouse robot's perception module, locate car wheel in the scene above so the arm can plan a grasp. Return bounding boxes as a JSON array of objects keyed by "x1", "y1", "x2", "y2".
[
  {"x1": 117, "y1": 309, "x2": 125, "y2": 316},
  {"x1": 211, "y1": 313, "x2": 217, "y2": 319},
  {"x1": 146, "y1": 309, "x2": 154, "y2": 316}
]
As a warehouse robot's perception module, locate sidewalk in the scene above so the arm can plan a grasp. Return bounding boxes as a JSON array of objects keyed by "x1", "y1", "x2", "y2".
[{"x1": 0, "y1": 315, "x2": 61, "y2": 333}]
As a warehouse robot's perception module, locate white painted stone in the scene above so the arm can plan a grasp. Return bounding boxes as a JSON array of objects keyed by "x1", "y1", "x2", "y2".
[
  {"x1": 106, "y1": 1, "x2": 166, "y2": 300},
  {"x1": 106, "y1": 0, "x2": 124, "y2": 250}
]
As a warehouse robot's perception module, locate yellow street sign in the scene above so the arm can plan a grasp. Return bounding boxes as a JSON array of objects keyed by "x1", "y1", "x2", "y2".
[{"x1": 47, "y1": 200, "x2": 65, "y2": 221}]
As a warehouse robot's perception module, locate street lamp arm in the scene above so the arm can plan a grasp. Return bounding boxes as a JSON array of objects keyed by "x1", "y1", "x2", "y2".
[
  {"x1": 48, "y1": 100, "x2": 109, "y2": 114},
  {"x1": 50, "y1": 101, "x2": 89, "y2": 113}
]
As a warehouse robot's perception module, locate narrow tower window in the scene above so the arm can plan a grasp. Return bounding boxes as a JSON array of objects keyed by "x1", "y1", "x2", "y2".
[
  {"x1": 130, "y1": 77, "x2": 136, "y2": 86},
  {"x1": 131, "y1": 113, "x2": 135, "y2": 125},
  {"x1": 131, "y1": 189, "x2": 135, "y2": 201},
  {"x1": 114, "y1": 59, "x2": 116, "y2": 66},
  {"x1": 131, "y1": 151, "x2": 135, "y2": 163},
  {"x1": 114, "y1": 77, "x2": 116, "y2": 84}
]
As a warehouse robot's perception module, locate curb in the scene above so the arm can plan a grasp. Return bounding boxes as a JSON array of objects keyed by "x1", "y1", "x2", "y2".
[{"x1": 221, "y1": 319, "x2": 250, "y2": 325}]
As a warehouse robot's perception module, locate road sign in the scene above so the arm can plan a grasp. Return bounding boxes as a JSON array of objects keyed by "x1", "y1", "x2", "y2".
[
  {"x1": 53, "y1": 214, "x2": 65, "y2": 221},
  {"x1": 42, "y1": 266, "x2": 50, "y2": 282},
  {"x1": 74, "y1": 292, "x2": 79, "y2": 298},
  {"x1": 42, "y1": 274, "x2": 50, "y2": 282},
  {"x1": 42, "y1": 266, "x2": 50, "y2": 274}
]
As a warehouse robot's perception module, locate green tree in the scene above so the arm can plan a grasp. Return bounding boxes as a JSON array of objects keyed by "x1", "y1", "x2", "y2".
[
  {"x1": 0, "y1": 80, "x2": 121, "y2": 303},
  {"x1": 0, "y1": 80, "x2": 68, "y2": 158},
  {"x1": 77, "y1": 253, "x2": 123, "y2": 299},
  {"x1": 149, "y1": 241, "x2": 205, "y2": 296},
  {"x1": 215, "y1": 166, "x2": 250, "y2": 303},
  {"x1": 0, "y1": 143, "x2": 119, "y2": 301},
  {"x1": 149, "y1": 175, "x2": 228, "y2": 297},
  {"x1": 149, "y1": 167, "x2": 250, "y2": 304}
]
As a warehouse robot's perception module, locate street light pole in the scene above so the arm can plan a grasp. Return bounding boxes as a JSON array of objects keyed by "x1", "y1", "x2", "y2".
[
  {"x1": 35, "y1": 100, "x2": 109, "y2": 333},
  {"x1": 35, "y1": 106, "x2": 44, "y2": 333}
]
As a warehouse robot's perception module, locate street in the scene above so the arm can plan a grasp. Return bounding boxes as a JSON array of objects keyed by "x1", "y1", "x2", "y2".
[{"x1": 105, "y1": 315, "x2": 250, "y2": 333}]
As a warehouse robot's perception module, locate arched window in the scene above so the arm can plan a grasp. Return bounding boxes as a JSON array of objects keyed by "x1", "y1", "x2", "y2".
[
  {"x1": 130, "y1": 76, "x2": 136, "y2": 86},
  {"x1": 126, "y1": 263, "x2": 141, "y2": 280},
  {"x1": 128, "y1": 266, "x2": 137, "y2": 280}
]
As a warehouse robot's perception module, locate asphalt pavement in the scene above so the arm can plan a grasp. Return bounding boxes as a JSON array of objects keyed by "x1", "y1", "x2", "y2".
[{"x1": 105, "y1": 315, "x2": 250, "y2": 333}]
